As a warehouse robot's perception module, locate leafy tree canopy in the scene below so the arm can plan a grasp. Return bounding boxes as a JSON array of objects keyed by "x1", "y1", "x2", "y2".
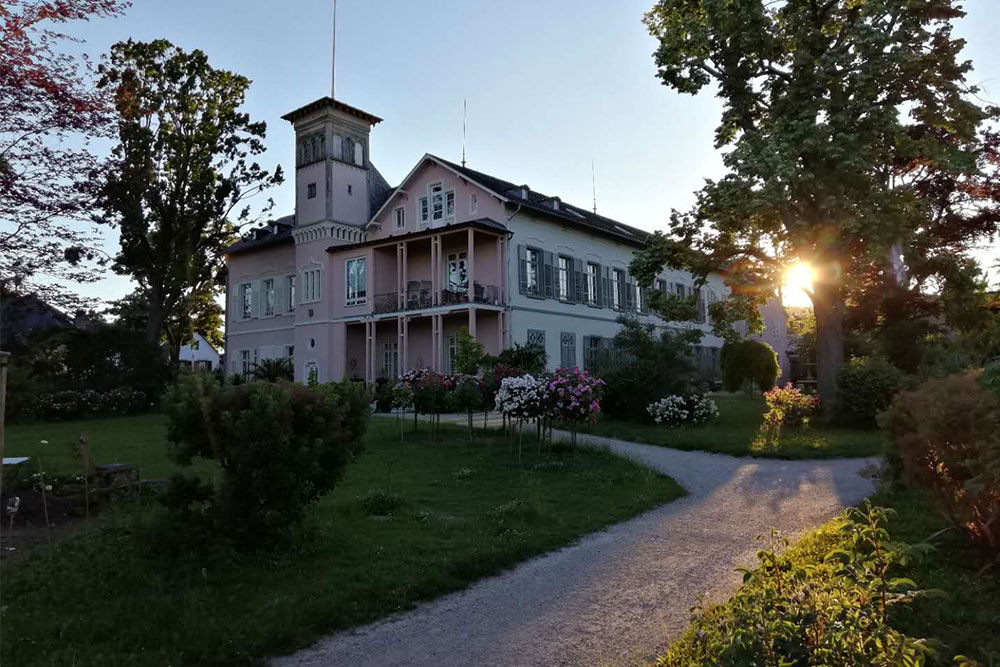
[
  {"x1": 635, "y1": 0, "x2": 999, "y2": 410},
  {"x1": 96, "y1": 39, "x2": 282, "y2": 348}
]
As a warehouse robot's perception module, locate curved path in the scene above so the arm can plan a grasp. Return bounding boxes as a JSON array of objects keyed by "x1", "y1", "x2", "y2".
[{"x1": 273, "y1": 428, "x2": 877, "y2": 667}]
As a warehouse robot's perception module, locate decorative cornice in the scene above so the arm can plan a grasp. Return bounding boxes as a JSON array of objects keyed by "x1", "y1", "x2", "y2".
[{"x1": 293, "y1": 221, "x2": 369, "y2": 246}]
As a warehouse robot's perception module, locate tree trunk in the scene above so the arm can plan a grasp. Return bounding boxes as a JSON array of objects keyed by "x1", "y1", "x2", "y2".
[
  {"x1": 146, "y1": 286, "x2": 165, "y2": 347},
  {"x1": 811, "y1": 283, "x2": 845, "y2": 419}
]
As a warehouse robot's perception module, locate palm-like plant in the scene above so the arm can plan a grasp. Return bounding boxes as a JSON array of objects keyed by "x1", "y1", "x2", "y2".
[{"x1": 250, "y1": 358, "x2": 294, "y2": 382}]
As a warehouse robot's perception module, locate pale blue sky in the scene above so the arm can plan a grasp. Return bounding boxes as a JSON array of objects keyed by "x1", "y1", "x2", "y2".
[{"x1": 61, "y1": 0, "x2": 1000, "y2": 302}]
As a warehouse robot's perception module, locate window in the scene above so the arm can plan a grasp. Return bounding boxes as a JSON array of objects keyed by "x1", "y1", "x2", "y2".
[
  {"x1": 656, "y1": 279, "x2": 668, "y2": 294},
  {"x1": 675, "y1": 282, "x2": 686, "y2": 298},
  {"x1": 525, "y1": 247, "x2": 541, "y2": 295},
  {"x1": 302, "y1": 268, "x2": 321, "y2": 303},
  {"x1": 446, "y1": 191, "x2": 455, "y2": 217},
  {"x1": 190, "y1": 339, "x2": 200, "y2": 351},
  {"x1": 307, "y1": 183, "x2": 317, "y2": 199},
  {"x1": 584, "y1": 336, "x2": 604, "y2": 372},
  {"x1": 304, "y1": 361, "x2": 318, "y2": 384},
  {"x1": 286, "y1": 274, "x2": 296, "y2": 311},
  {"x1": 239, "y1": 349, "x2": 255, "y2": 376},
  {"x1": 347, "y1": 184, "x2": 353, "y2": 195},
  {"x1": 353, "y1": 140, "x2": 363, "y2": 166},
  {"x1": 393, "y1": 207, "x2": 405, "y2": 229},
  {"x1": 419, "y1": 196, "x2": 429, "y2": 223},
  {"x1": 431, "y1": 183, "x2": 444, "y2": 220},
  {"x1": 557, "y1": 256, "x2": 570, "y2": 300},
  {"x1": 286, "y1": 345, "x2": 295, "y2": 359},
  {"x1": 612, "y1": 268, "x2": 625, "y2": 310},
  {"x1": 345, "y1": 257, "x2": 367, "y2": 305},
  {"x1": 586, "y1": 263, "x2": 599, "y2": 304},
  {"x1": 560, "y1": 332, "x2": 576, "y2": 369},
  {"x1": 447, "y1": 252, "x2": 468, "y2": 290},
  {"x1": 527, "y1": 329, "x2": 546, "y2": 351},
  {"x1": 427, "y1": 183, "x2": 456, "y2": 222},
  {"x1": 470, "y1": 193, "x2": 478, "y2": 215},
  {"x1": 342, "y1": 137, "x2": 352, "y2": 162},
  {"x1": 238, "y1": 282, "x2": 253, "y2": 320},
  {"x1": 333, "y1": 134, "x2": 343, "y2": 159},
  {"x1": 379, "y1": 342, "x2": 399, "y2": 378},
  {"x1": 262, "y1": 278, "x2": 275, "y2": 317}
]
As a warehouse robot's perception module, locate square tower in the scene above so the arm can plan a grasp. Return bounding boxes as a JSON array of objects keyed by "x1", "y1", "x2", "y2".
[{"x1": 281, "y1": 97, "x2": 383, "y2": 233}]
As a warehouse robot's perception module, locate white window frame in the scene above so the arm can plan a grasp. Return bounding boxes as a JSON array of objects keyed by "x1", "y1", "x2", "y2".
[
  {"x1": 379, "y1": 341, "x2": 399, "y2": 379},
  {"x1": 262, "y1": 277, "x2": 276, "y2": 317},
  {"x1": 525, "y1": 247, "x2": 541, "y2": 293},
  {"x1": 393, "y1": 206, "x2": 405, "y2": 230},
  {"x1": 301, "y1": 267, "x2": 322, "y2": 304},
  {"x1": 586, "y1": 263, "x2": 599, "y2": 304},
  {"x1": 238, "y1": 282, "x2": 254, "y2": 320},
  {"x1": 286, "y1": 274, "x2": 296, "y2": 311},
  {"x1": 445, "y1": 333, "x2": 458, "y2": 374},
  {"x1": 239, "y1": 349, "x2": 256, "y2": 377},
  {"x1": 612, "y1": 268, "x2": 625, "y2": 310},
  {"x1": 636, "y1": 283, "x2": 643, "y2": 313},
  {"x1": 304, "y1": 360, "x2": 319, "y2": 384},
  {"x1": 345, "y1": 256, "x2": 367, "y2": 306},
  {"x1": 446, "y1": 251, "x2": 468, "y2": 291},
  {"x1": 419, "y1": 196, "x2": 429, "y2": 224},
  {"x1": 557, "y1": 256, "x2": 570, "y2": 301}
]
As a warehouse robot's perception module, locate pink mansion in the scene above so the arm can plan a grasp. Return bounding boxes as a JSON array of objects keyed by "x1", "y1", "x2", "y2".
[{"x1": 223, "y1": 96, "x2": 787, "y2": 383}]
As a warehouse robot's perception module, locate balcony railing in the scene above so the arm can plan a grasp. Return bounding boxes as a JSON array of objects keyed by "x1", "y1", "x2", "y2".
[{"x1": 372, "y1": 282, "x2": 502, "y2": 315}]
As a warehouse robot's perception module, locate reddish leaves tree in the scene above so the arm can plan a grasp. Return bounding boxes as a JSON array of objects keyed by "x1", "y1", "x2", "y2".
[{"x1": 0, "y1": 0, "x2": 128, "y2": 307}]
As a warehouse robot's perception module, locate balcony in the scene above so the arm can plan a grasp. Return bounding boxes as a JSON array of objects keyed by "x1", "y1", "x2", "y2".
[{"x1": 372, "y1": 282, "x2": 502, "y2": 315}]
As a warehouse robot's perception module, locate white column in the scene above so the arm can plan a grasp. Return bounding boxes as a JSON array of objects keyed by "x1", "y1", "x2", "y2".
[
  {"x1": 467, "y1": 227, "x2": 475, "y2": 301},
  {"x1": 468, "y1": 307, "x2": 476, "y2": 337}
]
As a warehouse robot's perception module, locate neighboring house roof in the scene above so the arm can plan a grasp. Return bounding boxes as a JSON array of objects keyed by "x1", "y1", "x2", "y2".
[{"x1": 0, "y1": 291, "x2": 75, "y2": 348}]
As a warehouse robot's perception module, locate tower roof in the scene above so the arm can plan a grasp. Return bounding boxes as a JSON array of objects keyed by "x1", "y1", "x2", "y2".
[{"x1": 281, "y1": 97, "x2": 383, "y2": 125}]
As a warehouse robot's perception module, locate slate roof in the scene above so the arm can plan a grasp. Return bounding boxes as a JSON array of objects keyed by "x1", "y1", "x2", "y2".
[
  {"x1": 224, "y1": 215, "x2": 296, "y2": 255},
  {"x1": 280, "y1": 97, "x2": 383, "y2": 125},
  {"x1": 430, "y1": 156, "x2": 652, "y2": 247}
]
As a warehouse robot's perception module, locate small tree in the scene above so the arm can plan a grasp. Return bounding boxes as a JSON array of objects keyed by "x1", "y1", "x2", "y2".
[
  {"x1": 250, "y1": 358, "x2": 293, "y2": 383},
  {"x1": 451, "y1": 374, "x2": 484, "y2": 443},
  {"x1": 721, "y1": 340, "x2": 780, "y2": 395},
  {"x1": 454, "y1": 327, "x2": 486, "y2": 375}
]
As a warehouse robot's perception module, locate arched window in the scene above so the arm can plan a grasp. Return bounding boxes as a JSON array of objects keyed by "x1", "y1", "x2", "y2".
[
  {"x1": 342, "y1": 137, "x2": 352, "y2": 162},
  {"x1": 310, "y1": 136, "x2": 318, "y2": 161},
  {"x1": 302, "y1": 139, "x2": 311, "y2": 163},
  {"x1": 319, "y1": 135, "x2": 326, "y2": 158},
  {"x1": 333, "y1": 134, "x2": 343, "y2": 160},
  {"x1": 353, "y1": 140, "x2": 363, "y2": 166}
]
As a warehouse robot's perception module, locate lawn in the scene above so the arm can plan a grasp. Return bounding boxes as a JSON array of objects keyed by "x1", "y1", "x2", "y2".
[
  {"x1": 661, "y1": 485, "x2": 1000, "y2": 664},
  {"x1": 5, "y1": 413, "x2": 216, "y2": 479},
  {"x1": 1, "y1": 415, "x2": 684, "y2": 667},
  {"x1": 578, "y1": 393, "x2": 884, "y2": 459}
]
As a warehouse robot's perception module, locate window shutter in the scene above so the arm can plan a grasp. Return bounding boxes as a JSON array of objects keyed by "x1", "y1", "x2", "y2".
[
  {"x1": 640, "y1": 286, "x2": 649, "y2": 314},
  {"x1": 542, "y1": 251, "x2": 554, "y2": 299},
  {"x1": 517, "y1": 245, "x2": 527, "y2": 294},
  {"x1": 573, "y1": 259, "x2": 584, "y2": 303},
  {"x1": 251, "y1": 281, "x2": 261, "y2": 319},
  {"x1": 602, "y1": 267, "x2": 612, "y2": 308},
  {"x1": 625, "y1": 277, "x2": 636, "y2": 311}
]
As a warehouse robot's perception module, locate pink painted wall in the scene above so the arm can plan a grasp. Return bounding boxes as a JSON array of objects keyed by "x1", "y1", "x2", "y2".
[
  {"x1": 369, "y1": 158, "x2": 506, "y2": 240},
  {"x1": 344, "y1": 323, "x2": 366, "y2": 380},
  {"x1": 406, "y1": 317, "x2": 433, "y2": 370}
]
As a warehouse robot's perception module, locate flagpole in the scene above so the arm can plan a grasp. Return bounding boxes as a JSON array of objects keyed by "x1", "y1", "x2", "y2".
[{"x1": 330, "y1": 0, "x2": 337, "y2": 98}]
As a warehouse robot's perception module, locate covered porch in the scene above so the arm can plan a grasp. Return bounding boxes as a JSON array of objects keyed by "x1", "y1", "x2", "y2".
[{"x1": 344, "y1": 307, "x2": 506, "y2": 381}]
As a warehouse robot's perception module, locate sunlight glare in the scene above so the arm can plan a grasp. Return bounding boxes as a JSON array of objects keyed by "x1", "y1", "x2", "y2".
[{"x1": 783, "y1": 262, "x2": 815, "y2": 307}]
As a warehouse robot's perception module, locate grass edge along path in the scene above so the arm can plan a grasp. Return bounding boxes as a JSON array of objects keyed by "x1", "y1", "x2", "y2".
[
  {"x1": 579, "y1": 393, "x2": 883, "y2": 459},
  {"x1": 1, "y1": 417, "x2": 684, "y2": 667}
]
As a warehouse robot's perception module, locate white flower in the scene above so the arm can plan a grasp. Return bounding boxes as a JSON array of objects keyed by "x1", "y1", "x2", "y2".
[
  {"x1": 44, "y1": 484, "x2": 52, "y2": 491},
  {"x1": 39, "y1": 440, "x2": 49, "y2": 445}
]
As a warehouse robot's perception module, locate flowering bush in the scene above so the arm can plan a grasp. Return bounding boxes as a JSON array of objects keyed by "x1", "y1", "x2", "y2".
[
  {"x1": 647, "y1": 394, "x2": 718, "y2": 427},
  {"x1": 494, "y1": 374, "x2": 547, "y2": 421},
  {"x1": 545, "y1": 367, "x2": 604, "y2": 425},
  {"x1": 763, "y1": 383, "x2": 819, "y2": 427},
  {"x1": 11, "y1": 387, "x2": 152, "y2": 422}
]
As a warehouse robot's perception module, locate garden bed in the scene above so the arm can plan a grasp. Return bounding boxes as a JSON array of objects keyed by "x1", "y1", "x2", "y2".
[
  {"x1": 579, "y1": 393, "x2": 883, "y2": 459},
  {"x1": 1, "y1": 417, "x2": 683, "y2": 666}
]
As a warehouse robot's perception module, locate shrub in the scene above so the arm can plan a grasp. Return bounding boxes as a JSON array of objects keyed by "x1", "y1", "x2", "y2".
[
  {"x1": 494, "y1": 374, "x2": 546, "y2": 422},
  {"x1": 372, "y1": 377, "x2": 394, "y2": 413},
  {"x1": 720, "y1": 339, "x2": 780, "y2": 394},
  {"x1": 250, "y1": 357, "x2": 294, "y2": 382},
  {"x1": 495, "y1": 342, "x2": 546, "y2": 375},
  {"x1": 162, "y1": 374, "x2": 371, "y2": 551},
  {"x1": 881, "y1": 370, "x2": 1000, "y2": 562},
  {"x1": 763, "y1": 383, "x2": 819, "y2": 427},
  {"x1": 659, "y1": 504, "x2": 943, "y2": 666},
  {"x1": 599, "y1": 318, "x2": 697, "y2": 420},
  {"x1": 647, "y1": 394, "x2": 719, "y2": 427},
  {"x1": 409, "y1": 370, "x2": 454, "y2": 417},
  {"x1": 837, "y1": 356, "x2": 906, "y2": 427},
  {"x1": 454, "y1": 326, "x2": 486, "y2": 374},
  {"x1": 545, "y1": 367, "x2": 604, "y2": 427},
  {"x1": 8, "y1": 387, "x2": 152, "y2": 422}
]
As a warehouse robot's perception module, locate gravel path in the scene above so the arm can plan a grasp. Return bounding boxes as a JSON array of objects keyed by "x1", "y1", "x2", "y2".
[{"x1": 273, "y1": 423, "x2": 877, "y2": 667}]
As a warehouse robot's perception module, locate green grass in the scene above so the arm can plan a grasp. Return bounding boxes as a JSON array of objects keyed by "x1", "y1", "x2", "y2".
[
  {"x1": 578, "y1": 393, "x2": 883, "y2": 459},
  {"x1": 661, "y1": 485, "x2": 1000, "y2": 664},
  {"x1": 5, "y1": 413, "x2": 216, "y2": 479},
  {"x1": 1, "y1": 417, "x2": 684, "y2": 667}
]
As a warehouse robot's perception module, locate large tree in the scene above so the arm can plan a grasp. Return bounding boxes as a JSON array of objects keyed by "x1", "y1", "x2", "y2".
[
  {"x1": 0, "y1": 0, "x2": 128, "y2": 308},
  {"x1": 107, "y1": 285, "x2": 224, "y2": 361},
  {"x1": 635, "y1": 0, "x2": 999, "y2": 412},
  {"x1": 96, "y1": 39, "x2": 282, "y2": 347}
]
